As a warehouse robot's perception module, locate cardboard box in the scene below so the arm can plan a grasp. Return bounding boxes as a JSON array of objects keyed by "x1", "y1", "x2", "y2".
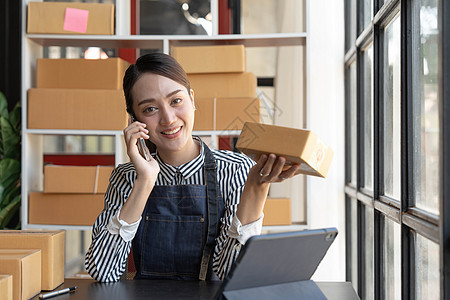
[
  {"x1": 0, "y1": 250, "x2": 41, "y2": 300},
  {"x1": 263, "y1": 198, "x2": 292, "y2": 226},
  {"x1": 44, "y1": 165, "x2": 113, "y2": 194},
  {"x1": 37, "y1": 58, "x2": 128, "y2": 90},
  {"x1": 188, "y1": 72, "x2": 257, "y2": 99},
  {"x1": 171, "y1": 45, "x2": 246, "y2": 74},
  {"x1": 27, "y1": 88, "x2": 128, "y2": 130},
  {"x1": 29, "y1": 192, "x2": 104, "y2": 226},
  {"x1": 236, "y1": 122, "x2": 334, "y2": 178},
  {"x1": 193, "y1": 98, "x2": 261, "y2": 131},
  {"x1": 0, "y1": 231, "x2": 65, "y2": 291},
  {"x1": 27, "y1": 2, "x2": 115, "y2": 35},
  {"x1": 0, "y1": 275, "x2": 13, "y2": 300}
]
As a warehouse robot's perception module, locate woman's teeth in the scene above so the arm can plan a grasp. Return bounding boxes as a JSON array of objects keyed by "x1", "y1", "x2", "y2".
[{"x1": 161, "y1": 127, "x2": 181, "y2": 135}]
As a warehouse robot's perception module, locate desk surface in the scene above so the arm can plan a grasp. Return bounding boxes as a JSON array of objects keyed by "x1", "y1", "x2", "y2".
[{"x1": 33, "y1": 278, "x2": 360, "y2": 300}]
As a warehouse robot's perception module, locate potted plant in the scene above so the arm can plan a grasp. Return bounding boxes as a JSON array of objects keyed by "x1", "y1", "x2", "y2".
[{"x1": 0, "y1": 91, "x2": 21, "y2": 229}]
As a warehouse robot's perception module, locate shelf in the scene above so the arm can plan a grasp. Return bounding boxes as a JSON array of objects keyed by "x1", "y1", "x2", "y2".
[
  {"x1": 262, "y1": 224, "x2": 308, "y2": 232},
  {"x1": 26, "y1": 33, "x2": 307, "y2": 49},
  {"x1": 25, "y1": 129, "x2": 124, "y2": 136},
  {"x1": 26, "y1": 224, "x2": 92, "y2": 231}
]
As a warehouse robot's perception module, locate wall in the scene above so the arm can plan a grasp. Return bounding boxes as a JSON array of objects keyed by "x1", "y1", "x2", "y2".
[{"x1": 308, "y1": 0, "x2": 346, "y2": 281}]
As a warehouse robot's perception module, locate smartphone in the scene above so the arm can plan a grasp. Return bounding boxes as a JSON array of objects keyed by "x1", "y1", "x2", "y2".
[{"x1": 131, "y1": 115, "x2": 151, "y2": 161}]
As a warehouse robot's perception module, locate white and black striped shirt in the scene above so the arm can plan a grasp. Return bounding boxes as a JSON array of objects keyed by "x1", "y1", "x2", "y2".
[{"x1": 85, "y1": 139, "x2": 259, "y2": 282}]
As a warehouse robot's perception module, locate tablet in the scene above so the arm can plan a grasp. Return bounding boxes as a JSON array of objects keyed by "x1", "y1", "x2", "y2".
[{"x1": 216, "y1": 227, "x2": 338, "y2": 298}]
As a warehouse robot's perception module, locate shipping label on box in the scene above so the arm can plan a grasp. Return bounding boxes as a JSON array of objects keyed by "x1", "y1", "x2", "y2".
[
  {"x1": 0, "y1": 231, "x2": 65, "y2": 291},
  {"x1": 27, "y1": 2, "x2": 115, "y2": 35},
  {"x1": 37, "y1": 58, "x2": 129, "y2": 90},
  {"x1": 44, "y1": 165, "x2": 114, "y2": 194},
  {"x1": 262, "y1": 198, "x2": 292, "y2": 226},
  {"x1": 171, "y1": 45, "x2": 246, "y2": 74},
  {"x1": 188, "y1": 72, "x2": 257, "y2": 99},
  {"x1": 29, "y1": 193, "x2": 104, "y2": 226},
  {"x1": 0, "y1": 275, "x2": 13, "y2": 300},
  {"x1": 236, "y1": 122, "x2": 334, "y2": 178},
  {"x1": 27, "y1": 88, "x2": 128, "y2": 130},
  {"x1": 0, "y1": 249, "x2": 41, "y2": 300}
]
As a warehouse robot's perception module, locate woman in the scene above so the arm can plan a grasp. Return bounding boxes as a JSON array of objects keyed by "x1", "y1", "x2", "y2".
[{"x1": 85, "y1": 53, "x2": 301, "y2": 282}]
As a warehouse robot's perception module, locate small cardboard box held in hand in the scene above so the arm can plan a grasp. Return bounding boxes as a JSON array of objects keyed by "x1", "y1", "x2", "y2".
[
  {"x1": 0, "y1": 230, "x2": 65, "y2": 291},
  {"x1": 0, "y1": 249, "x2": 41, "y2": 300},
  {"x1": 0, "y1": 275, "x2": 13, "y2": 300},
  {"x1": 236, "y1": 122, "x2": 334, "y2": 178}
]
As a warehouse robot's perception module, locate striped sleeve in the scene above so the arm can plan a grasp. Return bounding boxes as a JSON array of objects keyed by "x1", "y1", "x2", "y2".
[
  {"x1": 85, "y1": 163, "x2": 136, "y2": 282},
  {"x1": 211, "y1": 151, "x2": 255, "y2": 280}
]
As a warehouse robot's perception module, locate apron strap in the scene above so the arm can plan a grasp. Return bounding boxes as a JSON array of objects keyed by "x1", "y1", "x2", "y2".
[{"x1": 199, "y1": 142, "x2": 219, "y2": 280}]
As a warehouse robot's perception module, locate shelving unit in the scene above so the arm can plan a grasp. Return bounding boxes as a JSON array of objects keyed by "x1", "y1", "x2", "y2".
[{"x1": 20, "y1": 0, "x2": 309, "y2": 233}]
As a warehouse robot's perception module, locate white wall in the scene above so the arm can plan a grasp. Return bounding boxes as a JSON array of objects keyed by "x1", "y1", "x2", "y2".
[{"x1": 307, "y1": 0, "x2": 346, "y2": 282}]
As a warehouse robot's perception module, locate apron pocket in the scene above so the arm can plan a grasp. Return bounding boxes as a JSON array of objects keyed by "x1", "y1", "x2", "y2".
[{"x1": 141, "y1": 213, "x2": 205, "y2": 277}]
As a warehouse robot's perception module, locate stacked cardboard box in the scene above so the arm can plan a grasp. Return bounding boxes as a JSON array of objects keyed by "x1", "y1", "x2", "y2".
[
  {"x1": 263, "y1": 198, "x2": 292, "y2": 226},
  {"x1": 27, "y1": 58, "x2": 124, "y2": 226},
  {"x1": 0, "y1": 231, "x2": 65, "y2": 291},
  {"x1": 0, "y1": 249, "x2": 41, "y2": 300},
  {"x1": 0, "y1": 275, "x2": 13, "y2": 300},
  {"x1": 171, "y1": 45, "x2": 261, "y2": 131},
  {"x1": 27, "y1": 2, "x2": 115, "y2": 35}
]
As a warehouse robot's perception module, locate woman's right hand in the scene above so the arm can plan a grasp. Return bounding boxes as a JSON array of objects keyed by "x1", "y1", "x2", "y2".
[{"x1": 123, "y1": 119, "x2": 160, "y2": 183}]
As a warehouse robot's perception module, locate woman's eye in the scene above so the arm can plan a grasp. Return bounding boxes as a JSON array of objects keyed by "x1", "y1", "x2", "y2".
[
  {"x1": 143, "y1": 106, "x2": 157, "y2": 113},
  {"x1": 172, "y1": 98, "x2": 182, "y2": 105}
]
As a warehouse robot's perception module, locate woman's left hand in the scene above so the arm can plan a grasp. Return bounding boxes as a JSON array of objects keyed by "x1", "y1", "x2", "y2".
[{"x1": 247, "y1": 153, "x2": 301, "y2": 185}]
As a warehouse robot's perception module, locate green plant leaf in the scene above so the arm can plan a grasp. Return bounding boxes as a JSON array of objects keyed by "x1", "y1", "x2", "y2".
[
  {"x1": 0, "y1": 184, "x2": 20, "y2": 208},
  {"x1": 0, "y1": 159, "x2": 20, "y2": 204},
  {"x1": 9, "y1": 102, "x2": 21, "y2": 131},
  {"x1": 0, "y1": 195, "x2": 20, "y2": 229},
  {"x1": 0, "y1": 117, "x2": 20, "y2": 160},
  {"x1": 0, "y1": 92, "x2": 9, "y2": 120}
]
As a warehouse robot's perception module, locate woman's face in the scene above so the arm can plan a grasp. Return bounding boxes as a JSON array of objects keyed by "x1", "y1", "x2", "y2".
[{"x1": 131, "y1": 72, "x2": 195, "y2": 156}]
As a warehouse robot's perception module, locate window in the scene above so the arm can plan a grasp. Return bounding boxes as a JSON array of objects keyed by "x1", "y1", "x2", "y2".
[{"x1": 344, "y1": 0, "x2": 449, "y2": 298}]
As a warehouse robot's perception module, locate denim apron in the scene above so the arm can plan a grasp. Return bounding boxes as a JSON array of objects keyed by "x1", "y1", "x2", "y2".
[{"x1": 132, "y1": 144, "x2": 224, "y2": 280}]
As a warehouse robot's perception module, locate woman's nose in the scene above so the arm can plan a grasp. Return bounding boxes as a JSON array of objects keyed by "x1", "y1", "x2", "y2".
[{"x1": 159, "y1": 106, "x2": 177, "y2": 125}]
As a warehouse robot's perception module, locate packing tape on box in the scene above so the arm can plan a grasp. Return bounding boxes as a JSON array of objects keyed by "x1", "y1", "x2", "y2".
[{"x1": 93, "y1": 165, "x2": 100, "y2": 194}]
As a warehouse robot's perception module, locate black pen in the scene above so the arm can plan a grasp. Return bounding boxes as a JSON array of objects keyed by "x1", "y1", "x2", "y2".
[{"x1": 39, "y1": 286, "x2": 77, "y2": 299}]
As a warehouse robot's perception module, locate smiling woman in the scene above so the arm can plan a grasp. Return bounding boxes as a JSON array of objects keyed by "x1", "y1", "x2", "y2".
[{"x1": 85, "y1": 53, "x2": 302, "y2": 283}]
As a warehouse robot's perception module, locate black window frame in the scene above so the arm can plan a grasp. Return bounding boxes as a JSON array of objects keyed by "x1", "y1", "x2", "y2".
[{"x1": 344, "y1": 0, "x2": 449, "y2": 298}]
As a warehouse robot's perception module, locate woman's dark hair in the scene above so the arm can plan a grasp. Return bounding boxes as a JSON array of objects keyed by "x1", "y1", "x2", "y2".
[{"x1": 123, "y1": 52, "x2": 191, "y2": 118}]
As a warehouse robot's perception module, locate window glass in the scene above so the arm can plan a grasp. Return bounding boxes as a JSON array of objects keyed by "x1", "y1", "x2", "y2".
[
  {"x1": 350, "y1": 62, "x2": 357, "y2": 185},
  {"x1": 364, "y1": 206, "x2": 374, "y2": 300},
  {"x1": 363, "y1": 0, "x2": 373, "y2": 29},
  {"x1": 383, "y1": 217, "x2": 401, "y2": 300},
  {"x1": 345, "y1": 0, "x2": 357, "y2": 50},
  {"x1": 412, "y1": 0, "x2": 439, "y2": 215},
  {"x1": 415, "y1": 233, "x2": 439, "y2": 299},
  {"x1": 383, "y1": 15, "x2": 401, "y2": 199},
  {"x1": 351, "y1": 199, "x2": 358, "y2": 293},
  {"x1": 363, "y1": 44, "x2": 374, "y2": 190}
]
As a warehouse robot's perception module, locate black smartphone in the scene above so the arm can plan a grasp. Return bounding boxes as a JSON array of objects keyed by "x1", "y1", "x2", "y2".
[{"x1": 130, "y1": 115, "x2": 151, "y2": 161}]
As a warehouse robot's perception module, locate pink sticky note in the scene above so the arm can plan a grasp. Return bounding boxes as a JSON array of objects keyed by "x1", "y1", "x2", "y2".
[{"x1": 63, "y1": 7, "x2": 89, "y2": 33}]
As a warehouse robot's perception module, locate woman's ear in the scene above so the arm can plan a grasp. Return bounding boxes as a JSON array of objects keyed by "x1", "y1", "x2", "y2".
[{"x1": 190, "y1": 89, "x2": 196, "y2": 110}]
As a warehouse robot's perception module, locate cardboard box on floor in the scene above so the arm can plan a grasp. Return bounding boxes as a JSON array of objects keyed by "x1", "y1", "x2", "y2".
[
  {"x1": 171, "y1": 45, "x2": 246, "y2": 74},
  {"x1": 37, "y1": 58, "x2": 128, "y2": 90},
  {"x1": 0, "y1": 249, "x2": 41, "y2": 300},
  {"x1": 0, "y1": 231, "x2": 65, "y2": 291},
  {"x1": 263, "y1": 198, "x2": 292, "y2": 226},
  {"x1": 193, "y1": 98, "x2": 261, "y2": 131},
  {"x1": 27, "y1": 88, "x2": 128, "y2": 130},
  {"x1": 188, "y1": 72, "x2": 257, "y2": 99},
  {"x1": 29, "y1": 193, "x2": 104, "y2": 226},
  {"x1": 236, "y1": 122, "x2": 334, "y2": 178},
  {"x1": 0, "y1": 275, "x2": 13, "y2": 300},
  {"x1": 27, "y1": 2, "x2": 115, "y2": 35},
  {"x1": 44, "y1": 165, "x2": 114, "y2": 194}
]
